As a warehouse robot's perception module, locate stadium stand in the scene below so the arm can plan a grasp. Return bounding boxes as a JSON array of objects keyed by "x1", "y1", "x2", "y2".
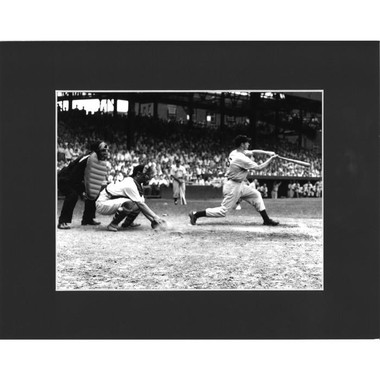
[{"x1": 57, "y1": 91, "x2": 322, "y2": 200}]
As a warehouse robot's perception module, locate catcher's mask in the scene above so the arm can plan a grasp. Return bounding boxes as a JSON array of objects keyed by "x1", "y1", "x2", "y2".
[
  {"x1": 92, "y1": 141, "x2": 109, "y2": 161},
  {"x1": 133, "y1": 164, "x2": 156, "y2": 184}
]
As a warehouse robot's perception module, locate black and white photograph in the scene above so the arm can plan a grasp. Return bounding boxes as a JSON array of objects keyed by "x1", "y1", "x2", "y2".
[
  {"x1": 1, "y1": 38, "x2": 378, "y2": 352},
  {"x1": 1, "y1": 0, "x2": 380, "y2": 377},
  {"x1": 56, "y1": 90, "x2": 323, "y2": 290}
]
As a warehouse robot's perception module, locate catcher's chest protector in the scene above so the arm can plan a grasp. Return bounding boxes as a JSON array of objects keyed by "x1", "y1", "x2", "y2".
[{"x1": 84, "y1": 152, "x2": 108, "y2": 200}]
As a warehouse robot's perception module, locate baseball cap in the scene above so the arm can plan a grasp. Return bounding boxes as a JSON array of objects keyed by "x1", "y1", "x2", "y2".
[
  {"x1": 233, "y1": 135, "x2": 251, "y2": 147},
  {"x1": 132, "y1": 164, "x2": 156, "y2": 177}
]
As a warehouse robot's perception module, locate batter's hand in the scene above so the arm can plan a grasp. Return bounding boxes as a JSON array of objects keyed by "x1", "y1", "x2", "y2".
[{"x1": 266, "y1": 151, "x2": 276, "y2": 156}]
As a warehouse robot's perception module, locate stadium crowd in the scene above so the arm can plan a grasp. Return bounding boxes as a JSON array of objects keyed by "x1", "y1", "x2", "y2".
[{"x1": 57, "y1": 114, "x2": 322, "y2": 198}]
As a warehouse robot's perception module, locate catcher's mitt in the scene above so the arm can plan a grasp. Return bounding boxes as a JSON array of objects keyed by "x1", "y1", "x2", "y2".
[
  {"x1": 151, "y1": 220, "x2": 159, "y2": 229},
  {"x1": 151, "y1": 219, "x2": 169, "y2": 230}
]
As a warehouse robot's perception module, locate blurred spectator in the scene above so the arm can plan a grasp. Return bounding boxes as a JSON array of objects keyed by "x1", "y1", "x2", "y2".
[
  {"x1": 64, "y1": 142, "x2": 73, "y2": 162},
  {"x1": 271, "y1": 181, "x2": 282, "y2": 199},
  {"x1": 57, "y1": 114, "x2": 322, "y2": 188},
  {"x1": 287, "y1": 181, "x2": 295, "y2": 198},
  {"x1": 315, "y1": 180, "x2": 322, "y2": 197},
  {"x1": 294, "y1": 182, "x2": 302, "y2": 198},
  {"x1": 57, "y1": 140, "x2": 66, "y2": 162},
  {"x1": 259, "y1": 183, "x2": 268, "y2": 198}
]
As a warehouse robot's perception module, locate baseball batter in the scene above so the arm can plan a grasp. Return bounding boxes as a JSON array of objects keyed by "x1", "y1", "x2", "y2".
[
  {"x1": 189, "y1": 135, "x2": 279, "y2": 226},
  {"x1": 170, "y1": 159, "x2": 187, "y2": 205},
  {"x1": 96, "y1": 164, "x2": 165, "y2": 231}
]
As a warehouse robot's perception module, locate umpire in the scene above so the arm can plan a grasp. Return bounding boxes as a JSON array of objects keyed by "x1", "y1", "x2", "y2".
[{"x1": 57, "y1": 141, "x2": 109, "y2": 229}]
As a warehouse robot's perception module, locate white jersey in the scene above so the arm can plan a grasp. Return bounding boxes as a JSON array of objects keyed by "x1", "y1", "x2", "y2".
[
  {"x1": 227, "y1": 149, "x2": 258, "y2": 182},
  {"x1": 105, "y1": 177, "x2": 145, "y2": 203},
  {"x1": 170, "y1": 164, "x2": 186, "y2": 179}
]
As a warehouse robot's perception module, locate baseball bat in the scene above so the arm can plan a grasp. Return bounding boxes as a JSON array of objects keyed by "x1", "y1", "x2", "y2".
[
  {"x1": 277, "y1": 156, "x2": 311, "y2": 167},
  {"x1": 179, "y1": 184, "x2": 187, "y2": 205}
]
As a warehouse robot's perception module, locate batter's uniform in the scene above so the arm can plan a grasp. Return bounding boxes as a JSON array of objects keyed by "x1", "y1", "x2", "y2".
[
  {"x1": 205, "y1": 149, "x2": 265, "y2": 218},
  {"x1": 170, "y1": 164, "x2": 186, "y2": 199},
  {"x1": 58, "y1": 154, "x2": 97, "y2": 224},
  {"x1": 96, "y1": 177, "x2": 144, "y2": 227}
]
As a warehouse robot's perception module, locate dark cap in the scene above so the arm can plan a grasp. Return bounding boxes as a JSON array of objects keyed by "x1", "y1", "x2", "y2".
[
  {"x1": 132, "y1": 164, "x2": 156, "y2": 177},
  {"x1": 233, "y1": 135, "x2": 251, "y2": 147},
  {"x1": 91, "y1": 140, "x2": 108, "y2": 153}
]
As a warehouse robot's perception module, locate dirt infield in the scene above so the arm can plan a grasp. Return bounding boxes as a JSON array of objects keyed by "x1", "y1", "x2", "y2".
[{"x1": 56, "y1": 198, "x2": 323, "y2": 290}]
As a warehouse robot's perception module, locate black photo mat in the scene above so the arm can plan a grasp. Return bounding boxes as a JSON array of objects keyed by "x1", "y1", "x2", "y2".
[{"x1": 0, "y1": 41, "x2": 378, "y2": 339}]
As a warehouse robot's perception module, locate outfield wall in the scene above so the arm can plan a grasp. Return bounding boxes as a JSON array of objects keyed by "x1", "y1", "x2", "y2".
[
  {"x1": 159, "y1": 184, "x2": 222, "y2": 199},
  {"x1": 155, "y1": 177, "x2": 322, "y2": 200}
]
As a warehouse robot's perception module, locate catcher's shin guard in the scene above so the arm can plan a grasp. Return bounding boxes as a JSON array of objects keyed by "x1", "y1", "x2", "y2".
[
  {"x1": 119, "y1": 201, "x2": 140, "y2": 228},
  {"x1": 121, "y1": 210, "x2": 140, "y2": 227},
  {"x1": 111, "y1": 207, "x2": 128, "y2": 226}
]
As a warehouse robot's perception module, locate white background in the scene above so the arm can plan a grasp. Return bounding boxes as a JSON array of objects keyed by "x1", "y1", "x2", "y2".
[{"x1": 1, "y1": 1, "x2": 379, "y2": 379}]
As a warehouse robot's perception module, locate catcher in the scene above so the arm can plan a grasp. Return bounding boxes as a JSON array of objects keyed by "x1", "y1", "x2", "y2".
[
  {"x1": 57, "y1": 141, "x2": 109, "y2": 229},
  {"x1": 96, "y1": 164, "x2": 166, "y2": 232}
]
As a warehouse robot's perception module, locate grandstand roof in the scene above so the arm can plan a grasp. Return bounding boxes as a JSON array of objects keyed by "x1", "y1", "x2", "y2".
[{"x1": 57, "y1": 91, "x2": 322, "y2": 117}]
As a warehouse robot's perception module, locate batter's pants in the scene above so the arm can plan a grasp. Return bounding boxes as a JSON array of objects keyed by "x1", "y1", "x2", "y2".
[{"x1": 206, "y1": 180, "x2": 265, "y2": 218}]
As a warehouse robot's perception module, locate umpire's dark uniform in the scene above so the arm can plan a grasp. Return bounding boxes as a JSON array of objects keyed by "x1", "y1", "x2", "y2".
[{"x1": 58, "y1": 154, "x2": 97, "y2": 226}]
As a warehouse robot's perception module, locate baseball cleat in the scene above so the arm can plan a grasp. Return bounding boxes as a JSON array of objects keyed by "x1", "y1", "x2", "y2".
[
  {"x1": 58, "y1": 222, "x2": 70, "y2": 229},
  {"x1": 81, "y1": 219, "x2": 101, "y2": 226},
  {"x1": 263, "y1": 218, "x2": 280, "y2": 226},
  {"x1": 107, "y1": 223, "x2": 118, "y2": 232},
  {"x1": 189, "y1": 211, "x2": 197, "y2": 225}
]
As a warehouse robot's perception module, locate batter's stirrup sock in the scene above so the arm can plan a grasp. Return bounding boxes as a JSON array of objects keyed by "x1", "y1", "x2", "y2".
[
  {"x1": 260, "y1": 209, "x2": 270, "y2": 223},
  {"x1": 195, "y1": 210, "x2": 206, "y2": 218},
  {"x1": 111, "y1": 209, "x2": 128, "y2": 226}
]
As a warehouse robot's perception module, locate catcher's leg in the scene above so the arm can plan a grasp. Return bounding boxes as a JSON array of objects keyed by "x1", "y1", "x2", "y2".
[
  {"x1": 96, "y1": 193, "x2": 126, "y2": 215},
  {"x1": 108, "y1": 200, "x2": 138, "y2": 227},
  {"x1": 121, "y1": 201, "x2": 141, "y2": 228},
  {"x1": 105, "y1": 200, "x2": 141, "y2": 232}
]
